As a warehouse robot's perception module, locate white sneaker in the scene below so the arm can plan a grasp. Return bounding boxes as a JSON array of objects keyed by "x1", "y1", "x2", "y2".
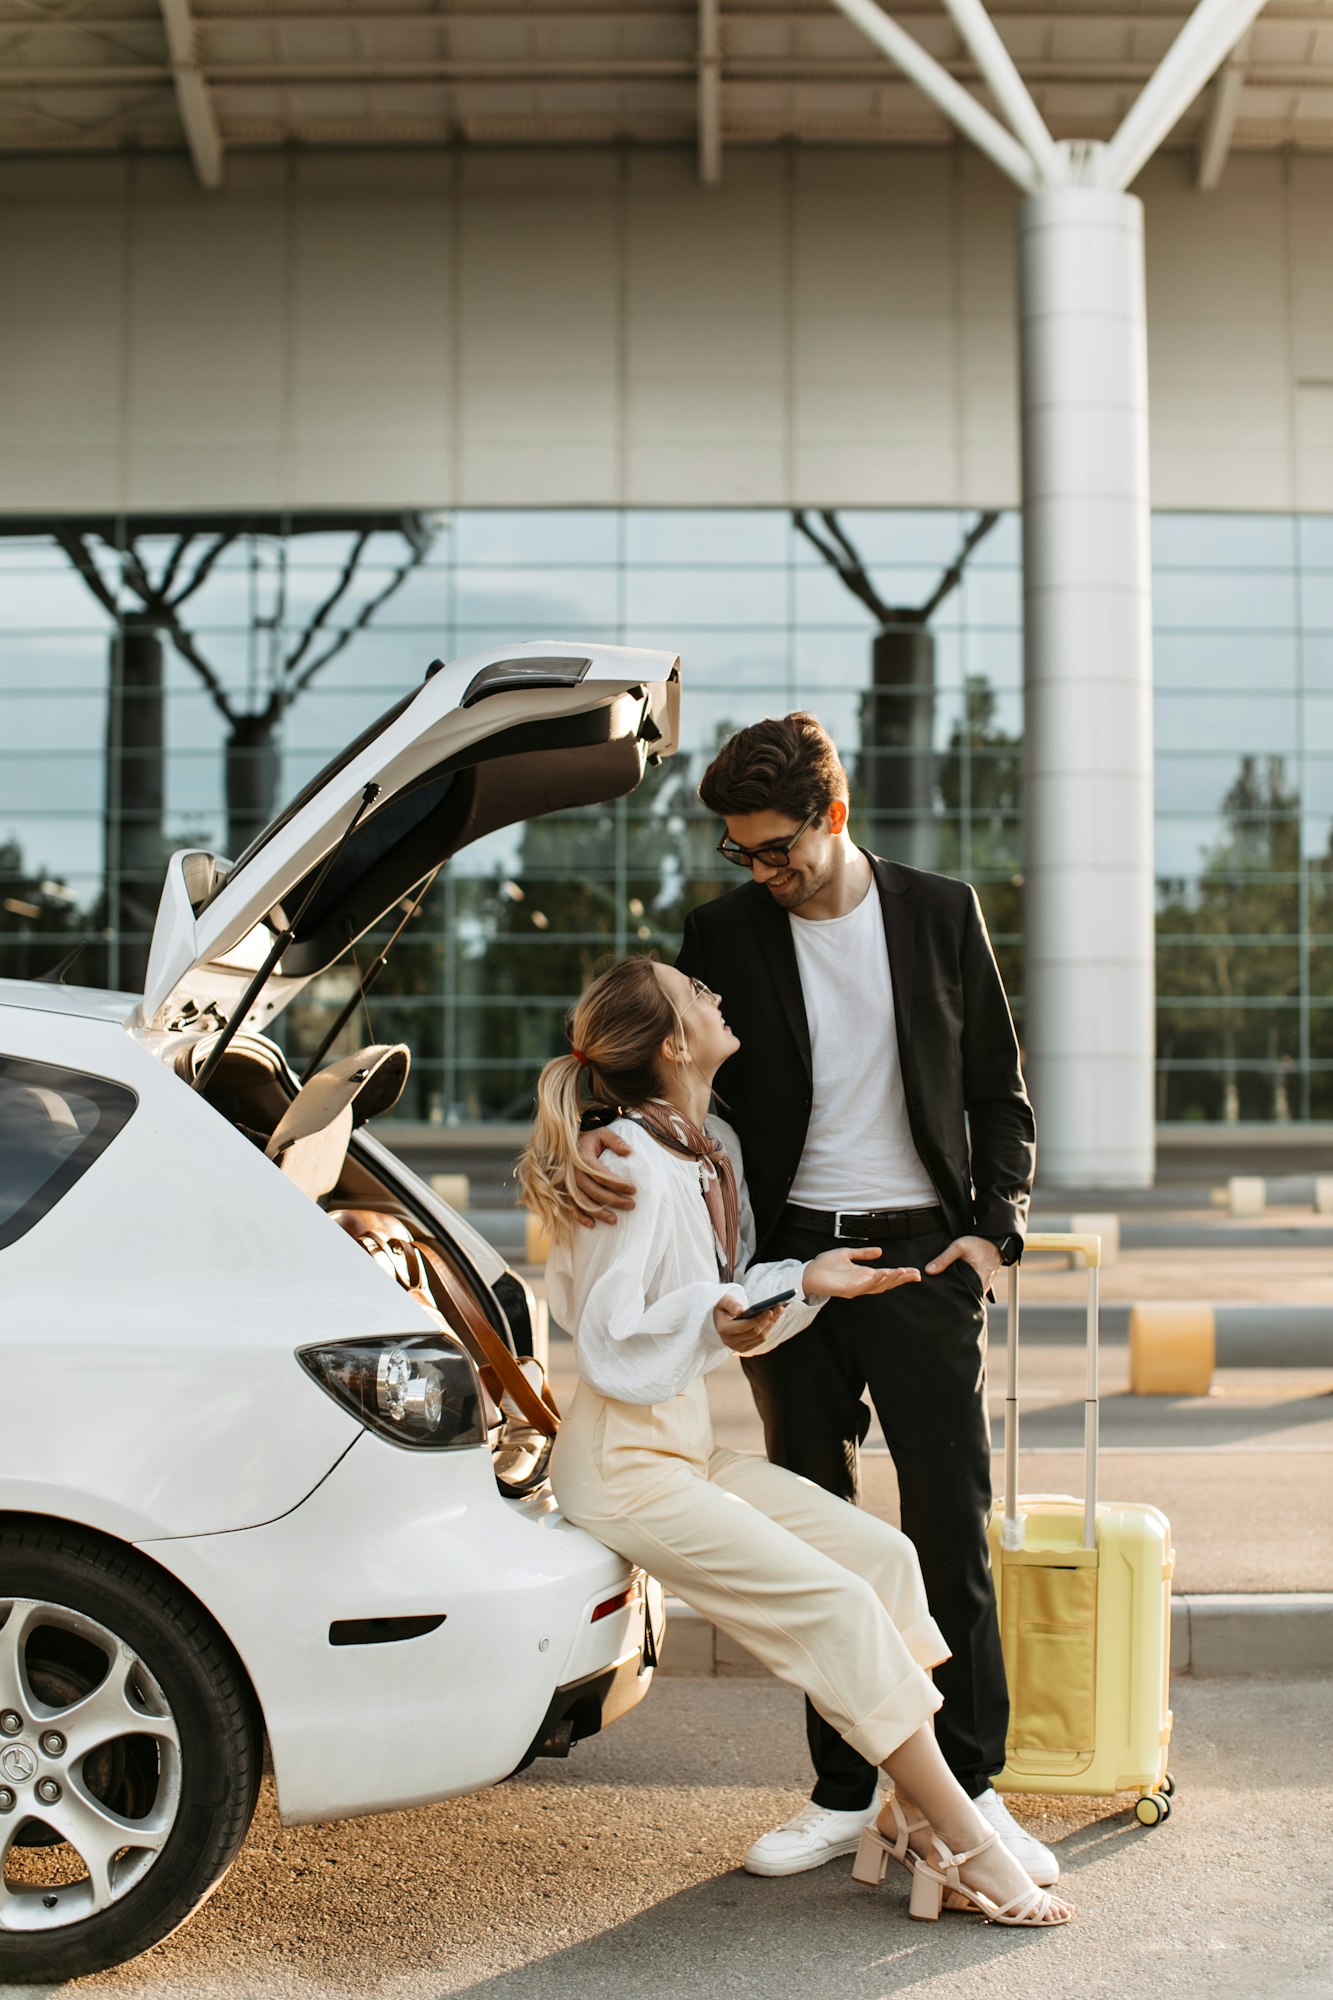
[
  {"x1": 743, "y1": 1798, "x2": 882, "y2": 1878},
  {"x1": 971, "y1": 1787, "x2": 1060, "y2": 1886}
]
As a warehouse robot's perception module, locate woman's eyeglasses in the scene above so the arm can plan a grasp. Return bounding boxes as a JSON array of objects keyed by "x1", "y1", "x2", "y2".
[
  {"x1": 680, "y1": 975, "x2": 720, "y2": 1018},
  {"x1": 716, "y1": 807, "x2": 821, "y2": 872}
]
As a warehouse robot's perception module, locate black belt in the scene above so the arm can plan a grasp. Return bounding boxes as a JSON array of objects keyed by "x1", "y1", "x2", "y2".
[{"x1": 782, "y1": 1201, "x2": 947, "y2": 1243}]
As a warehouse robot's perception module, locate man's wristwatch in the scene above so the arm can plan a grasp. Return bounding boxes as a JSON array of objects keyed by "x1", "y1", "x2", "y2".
[{"x1": 992, "y1": 1232, "x2": 1024, "y2": 1267}]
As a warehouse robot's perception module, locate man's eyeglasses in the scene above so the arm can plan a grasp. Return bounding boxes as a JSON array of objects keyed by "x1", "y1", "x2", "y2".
[{"x1": 716, "y1": 808, "x2": 821, "y2": 872}]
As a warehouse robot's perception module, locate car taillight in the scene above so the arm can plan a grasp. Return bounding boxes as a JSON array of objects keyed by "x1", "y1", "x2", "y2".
[{"x1": 298, "y1": 1334, "x2": 486, "y2": 1451}]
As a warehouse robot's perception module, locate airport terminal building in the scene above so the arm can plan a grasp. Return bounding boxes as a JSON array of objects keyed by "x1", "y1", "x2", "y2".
[{"x1": 1, "y1": 0, "x2": 1330, "y2": 1183}]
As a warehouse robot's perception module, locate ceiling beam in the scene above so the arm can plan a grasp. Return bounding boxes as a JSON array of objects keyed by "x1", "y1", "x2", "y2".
[
  {"x1": 159, "y1": 0, "x2": 222, "y2": 188},
  {"x1": 4, "y1": 7, "x2": 1333, "y2": 33},
  {"x1": 0, "y1": 58, "x2": 1325, "y2": 92},
  {"x1": 1196, "y1": 42, "x2": 1248, "y2": 187},
  {"x1": 698, "y1": 0, "x2": 722, "y2": 181}
]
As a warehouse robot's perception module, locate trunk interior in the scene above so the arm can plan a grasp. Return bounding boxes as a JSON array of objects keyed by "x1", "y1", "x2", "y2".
[{"x1": 180, "y1": 1035, "x2": 551, "y2": 1495}]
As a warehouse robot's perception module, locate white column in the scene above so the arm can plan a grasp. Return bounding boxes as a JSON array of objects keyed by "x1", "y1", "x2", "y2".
[{"x1": 1019, "y1": 187, "x2": 1155, "y2": 1188}]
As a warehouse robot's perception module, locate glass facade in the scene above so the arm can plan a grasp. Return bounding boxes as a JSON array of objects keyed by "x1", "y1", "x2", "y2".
[{"x1": 0, "y1": 507, "x2": 1329, "y2": 1125}]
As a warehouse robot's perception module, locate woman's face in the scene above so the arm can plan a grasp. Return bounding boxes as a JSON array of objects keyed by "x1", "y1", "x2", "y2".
[{"x1": 651, "y1": 962, "x2": 741, "y2": 1080}]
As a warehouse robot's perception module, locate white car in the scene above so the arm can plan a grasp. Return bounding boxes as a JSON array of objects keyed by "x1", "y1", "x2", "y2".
[{"x1": 0, "y1": 642, "x2": 679, "y2": 1983}]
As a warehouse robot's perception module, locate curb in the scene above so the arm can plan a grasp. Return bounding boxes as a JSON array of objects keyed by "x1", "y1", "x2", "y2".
[{"x1": 657, "y1": 1593, "x2": 1333, "y2": 1680}]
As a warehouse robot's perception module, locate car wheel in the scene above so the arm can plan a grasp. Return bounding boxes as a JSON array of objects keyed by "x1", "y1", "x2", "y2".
[{"x1": 0, "y1": 1524, "x2": 261, "y2": 1983}]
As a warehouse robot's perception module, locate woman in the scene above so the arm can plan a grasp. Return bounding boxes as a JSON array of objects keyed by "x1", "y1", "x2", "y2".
[{"x1": 519, "y1": 955, "x2": 1071, "y2": 1928}]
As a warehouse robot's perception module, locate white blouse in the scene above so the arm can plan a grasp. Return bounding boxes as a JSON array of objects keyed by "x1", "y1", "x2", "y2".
[{"x1": 545, "y1": 1113, "x2": 823, "y2": 1406}]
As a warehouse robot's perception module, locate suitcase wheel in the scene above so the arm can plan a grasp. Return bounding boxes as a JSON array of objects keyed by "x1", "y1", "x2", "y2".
[
  {"x1": 1160, "y1": 1771, "x2": 1175, "y2": 1797},
  {"x1": 1134, "y1": 1792, "x2": 1171, "y2": 1826}
]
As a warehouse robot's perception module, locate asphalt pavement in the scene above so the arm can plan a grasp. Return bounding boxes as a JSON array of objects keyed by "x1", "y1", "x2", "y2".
[{"x1": 18, "y1": 1673, "x2": 1330, "y2": 2000}]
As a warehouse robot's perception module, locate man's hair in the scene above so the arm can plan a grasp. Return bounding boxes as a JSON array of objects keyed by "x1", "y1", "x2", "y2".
[{"x1": 698, "y1": 711, "x2": 849, "y2": 822}]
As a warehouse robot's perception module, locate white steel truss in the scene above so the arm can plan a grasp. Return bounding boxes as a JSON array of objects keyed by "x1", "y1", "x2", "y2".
[
  {"x1": 938, "y1": 0, "x2": 1063, "y2": 185},
  {"x1": 826, "y1": 0, "x2": 1040, "y2": 189},
  {"x1": 1102, "y1": 0, "x2": 1271, "y2": 187},
  {"x1": 827, "y1": 0, "x2": 1273, "y2": 190}
]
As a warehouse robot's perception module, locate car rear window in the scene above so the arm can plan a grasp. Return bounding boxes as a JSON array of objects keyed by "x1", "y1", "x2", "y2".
[{"x1": 0, "y1": 1057, "x2": 136, "y2": 1252}]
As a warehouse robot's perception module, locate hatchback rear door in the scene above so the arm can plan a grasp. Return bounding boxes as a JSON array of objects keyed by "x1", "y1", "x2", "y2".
[{"x1": 134, "y1": 641, "x2": 680, "y2": 1038}]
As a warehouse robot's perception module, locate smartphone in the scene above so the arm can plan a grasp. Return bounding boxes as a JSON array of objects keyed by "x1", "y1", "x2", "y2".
[{"x1": 735, "y1": 1288, "x2": 795, "y2": 1320}]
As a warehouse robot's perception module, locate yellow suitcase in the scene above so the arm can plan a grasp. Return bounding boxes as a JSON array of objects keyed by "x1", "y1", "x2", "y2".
[{"x1": 988, "y1": 1233, "x2": 1176, "y2": 1825}]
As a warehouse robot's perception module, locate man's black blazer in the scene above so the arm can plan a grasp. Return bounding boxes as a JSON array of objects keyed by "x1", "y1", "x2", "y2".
[{"x1": 677, "y1": 853, "x2": 1035, "y2": 1259}]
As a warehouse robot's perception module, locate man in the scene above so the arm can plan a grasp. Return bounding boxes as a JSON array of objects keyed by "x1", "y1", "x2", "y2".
[{"x1": 582, "y1": 711, "x2": 1053, "y2": 1886}]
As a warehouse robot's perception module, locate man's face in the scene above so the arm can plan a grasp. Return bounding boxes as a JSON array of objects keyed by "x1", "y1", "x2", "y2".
[{"x1": 721, "y1": 807, "x2": 840, "y2": 911}]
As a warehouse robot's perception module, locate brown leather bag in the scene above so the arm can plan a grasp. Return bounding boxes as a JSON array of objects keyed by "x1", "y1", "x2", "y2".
[
  {"x1": 411, "y1": 1237, "x2": 560, "y2": 1439},
  {"x1": 328, "y1": 1208, "x2": 560, "y2": 1444}
]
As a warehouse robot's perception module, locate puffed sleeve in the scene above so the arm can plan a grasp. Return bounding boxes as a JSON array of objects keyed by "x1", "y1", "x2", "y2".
[
  {"x1": 708, "y1": 1116, "x2": 824, "y2": 1355},
  {"x1": 546, "y1": 1136, "x2": 744, "y2": 1405}
]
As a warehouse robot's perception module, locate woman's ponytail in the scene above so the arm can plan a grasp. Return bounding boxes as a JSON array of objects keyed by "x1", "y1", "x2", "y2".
[
  {"x1": 516, "y1": 952, "x2": 677, "y2": 1245},
  {"x1": 517, "y1": 1052, "x2": 590, "y2": 1240}
]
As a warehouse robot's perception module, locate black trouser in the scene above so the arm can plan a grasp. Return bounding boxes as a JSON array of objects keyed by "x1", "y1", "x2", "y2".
[{"x1": 742, "y1": 1217, "x2": 1008, "y2": 1807}]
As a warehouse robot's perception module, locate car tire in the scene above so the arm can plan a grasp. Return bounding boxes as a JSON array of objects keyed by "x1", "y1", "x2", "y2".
[{"x1": 0, "y1": 1522, "x2": 261, "y2": 1983}]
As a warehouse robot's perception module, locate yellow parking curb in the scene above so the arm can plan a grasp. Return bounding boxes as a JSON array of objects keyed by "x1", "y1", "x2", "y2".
[{"x1": 1129, "y1": 1301, "x2": 1216, "y2": 1395}]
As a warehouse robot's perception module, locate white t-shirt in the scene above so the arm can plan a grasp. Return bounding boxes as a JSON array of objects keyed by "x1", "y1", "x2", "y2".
[{"x1": 787, "y1": 877, "x2": 938, "y2": 1211}]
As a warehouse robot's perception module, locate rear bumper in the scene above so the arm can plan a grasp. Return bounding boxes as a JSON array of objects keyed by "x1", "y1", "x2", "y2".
[
  {"x1": 143, "y1": 1434, "x2": 652, "y2": 1824},
  {"x1": 513, "y1": 1649, "x2": 652, "y2": 1775},
  {"x1": 514, "y1": 1572, "x2": 665, "y2": 1774}
]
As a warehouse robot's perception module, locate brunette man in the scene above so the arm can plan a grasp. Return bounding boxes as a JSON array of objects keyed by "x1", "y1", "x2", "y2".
[{"x1": 580, "y1": 711, "x2": 1053, "y2": 1886}]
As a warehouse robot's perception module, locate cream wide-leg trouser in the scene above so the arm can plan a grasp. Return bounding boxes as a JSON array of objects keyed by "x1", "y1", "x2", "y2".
[{"x1": 551, "y1": 1375, "x2": 950, "y2": 1766}]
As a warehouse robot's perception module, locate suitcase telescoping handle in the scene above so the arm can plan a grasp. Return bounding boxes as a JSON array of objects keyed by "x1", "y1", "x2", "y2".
[{"x1": 1001, "y1": 1232, "x2": 1102, "y2": 1554}]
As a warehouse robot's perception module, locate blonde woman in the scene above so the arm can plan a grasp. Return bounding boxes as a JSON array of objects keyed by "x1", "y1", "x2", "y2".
[{"x1": 518, "y1": 955, "x2": 1070, "y2": 1929}]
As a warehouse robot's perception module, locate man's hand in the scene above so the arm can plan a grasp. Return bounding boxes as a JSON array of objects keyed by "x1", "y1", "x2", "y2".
[
  {"x1": 571, "y1": 1128, "x2": 637, "y2": 1228},
  {"x1": 924, "y1": 1234, "x2": 1002, "y2": 1291},
  {"x1": 713, "y1": 1294, "x2": 785, "y2": 1354},
  {"x1": 802, "y1": 1246, "x2": 923, "y2": 1299}
]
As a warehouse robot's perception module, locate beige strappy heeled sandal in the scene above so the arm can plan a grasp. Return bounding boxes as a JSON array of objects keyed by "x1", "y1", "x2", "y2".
[
  {"x1": 907, "y1": 1828, "x2": 1074, "y2": 1927},
  {"x1": 850, "y1": 1792, "x2": 933, "y2": 1887}
]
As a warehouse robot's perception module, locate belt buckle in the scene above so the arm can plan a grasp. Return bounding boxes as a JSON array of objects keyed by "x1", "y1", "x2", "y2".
[{"x1": 834, "y1": 1209, "x2": 868, "y2": 1242}]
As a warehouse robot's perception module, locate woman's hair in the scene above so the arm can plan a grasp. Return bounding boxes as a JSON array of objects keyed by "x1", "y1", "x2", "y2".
[
  {"x1": 517, "y1": 953, "x2": 677, "y2": 1240},
  {"x1": 698, "y1": 710, "x2": 848, "y2": 822}
]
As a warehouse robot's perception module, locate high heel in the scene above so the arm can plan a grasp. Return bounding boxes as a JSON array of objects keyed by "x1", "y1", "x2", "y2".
[
  {"x1": 850, "y1": 1792, "x2": 931, "y2": 1889},
  {"x1": 909, "y1": 1829, "x2": 1073, "y2": 1928},
  {"x1": 909, "y1": 1863, "x2": 945, "y2": 1921},
  {"x1": 851, "y1": 1827, "x2": 892, "y2": 1887}
]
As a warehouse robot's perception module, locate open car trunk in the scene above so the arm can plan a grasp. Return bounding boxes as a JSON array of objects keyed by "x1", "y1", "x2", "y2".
[
  {"x1": 132, "y1": 641, "x2": 680, "y2": 1041},
  {"x1": 134, "y1": 640, "x2": 683, "y2": 1495}
]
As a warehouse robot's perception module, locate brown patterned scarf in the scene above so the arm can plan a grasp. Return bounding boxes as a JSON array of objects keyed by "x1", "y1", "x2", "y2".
[{"x1": 629, "y1": 1098, "x2": 740, "y2": 1282}]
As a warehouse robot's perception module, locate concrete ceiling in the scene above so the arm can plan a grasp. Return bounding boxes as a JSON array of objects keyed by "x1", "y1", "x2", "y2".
[{"x1": 0, "y1": 1, "x2": 1328, "y2": 187}]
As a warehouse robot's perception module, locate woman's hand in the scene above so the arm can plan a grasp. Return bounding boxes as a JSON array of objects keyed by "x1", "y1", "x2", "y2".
[
  {"x1": 713, "y1": 1294, "x2": 785, "y2": 1354},
  {"x1": 802, "y1": 1247, "x2": 923, "y2": 1299},
  {"x1": 571, "y1": 1128, "x2": 637, "y2": 1227}
]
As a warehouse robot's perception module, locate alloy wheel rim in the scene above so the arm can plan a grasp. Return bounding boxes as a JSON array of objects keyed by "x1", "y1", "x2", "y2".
[{"x1": 0, "y1": 1596, "x2": 183, "y2": 1933}]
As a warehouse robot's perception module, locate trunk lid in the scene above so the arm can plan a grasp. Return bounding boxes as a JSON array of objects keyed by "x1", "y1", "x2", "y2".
[{"x1": 132, "y1": 641, "x2": 680, "y2": 1039}]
